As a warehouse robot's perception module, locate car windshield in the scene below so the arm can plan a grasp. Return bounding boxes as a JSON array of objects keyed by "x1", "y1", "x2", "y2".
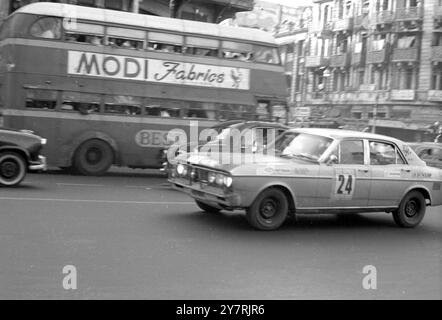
[{"x1": 270, "y1": 132, "x2": 333, "y2": 161}]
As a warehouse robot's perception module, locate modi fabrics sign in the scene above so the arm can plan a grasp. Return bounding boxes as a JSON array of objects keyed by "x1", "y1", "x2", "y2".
[{"x1": 67, "y1": 51, "x2": 250, "y2": 90}]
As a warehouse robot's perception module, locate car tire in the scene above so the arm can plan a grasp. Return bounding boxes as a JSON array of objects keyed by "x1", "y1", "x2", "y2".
[
  {"x1": 393, "y1": 191, "x2": 426, "y2": 228},
  {"x1": 73, "y1": 139, "x2": 113, "y2": 176},
  {"x1": 195, "y1": 200, "x2": 221, "y2": 214},
  {"x1": 0, "y1": 152, "x2": 27, "y2": 186},
  {"x1": 246, "y1": 188, "x2": 288, "y2": 231}
]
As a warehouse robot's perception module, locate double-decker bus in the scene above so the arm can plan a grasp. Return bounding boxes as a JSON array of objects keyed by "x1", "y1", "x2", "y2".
[{"x1": 0, "y1": 3, "x2": 288, "y2": 175}]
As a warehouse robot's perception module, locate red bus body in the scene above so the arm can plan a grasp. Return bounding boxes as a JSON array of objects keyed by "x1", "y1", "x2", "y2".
[{"x1": 0, "y1": 3, "x2": 288, "y2": 174}]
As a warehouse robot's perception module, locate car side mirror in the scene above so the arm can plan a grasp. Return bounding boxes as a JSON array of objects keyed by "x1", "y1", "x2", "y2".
[{"x1": 327, "y1": 154, "x2": 338, "y2": 165}]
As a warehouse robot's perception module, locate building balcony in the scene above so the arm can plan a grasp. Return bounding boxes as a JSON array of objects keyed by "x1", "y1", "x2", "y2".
[
  {"x1": 305, "y1": 55, "x2": 330, "y2": 68},
  {"x1": 427, "y1": 90, "x2": 442, "y2": 101},
  {"x1": 394, "y1": 7, "x2": 423, "y2": 21},
  {"x1": 330, "y1": 53, "x2": 350, "y2": 68},
  {"x1": 366, "y1": 49, "x2": 387, "y2": 64},
  {"x1": 378, "y1": 10, "x2": 395, "y2": 24},
  {"x1": 333, "y1": 18, "x2": 353, "y2": 32},
  {"x1": 391, "y1": 47, "x2": 418, "y2": 62},
  {"x1": 431, "y1": 46, "x2": 442, "y2": 62},
  {"x1": 310, "y1": 21, "x2": 333, "y2": 38},
  {"x1": 434, "y1": 5, "x2": 442, "y2": 19},
  {"x1": 351, "y1": 52, "x2": 366, "y2": 66},
  {"x1": 390, "y1": 89, "x2": 416, "y2": 100}
]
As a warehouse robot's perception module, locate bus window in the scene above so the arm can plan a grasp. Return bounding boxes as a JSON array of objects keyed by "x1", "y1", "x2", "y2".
[
  {"x1": 144, "y1": 99, "x2": 182, "y2": 117},
  {"x1": 105, "y1": 104, "x2": 141, "y2": 115},
  {"x1": 185, "y1": 37, "x2": 219, "y2": 57},
  {"x1": 254, "y1": 45, "x2": 280, "y2": 64},
  {"x1": 65, "y1": 23, "x2": 104, "y2": 45},
  {"x1": 108, "y1": 38, "x2": 143, "y2": 50},
  {"x1": 185, "y1": 109, "x2": 208, "y2": 119},
  {"x1": 107, "y1": 27, "x2": 144, "y2": 49},
  {"x1": 61, "y1": 91, "x2": 100, "y2": 114},
  {"x1": 147, "y1": 32, "x2": 183, "y2": 53},
  {"x1": 25, "y1": 89, "x2": 57, "y2": 110},
  {"x1": 222, "y1": 41, "x2": 254, "y2": 61},
  {"x1": 30, "y1": 17, "x2": 61, "y2": 39},
  {"x1": 104, "y1": 96, "x2": 142, "y2": 115}
]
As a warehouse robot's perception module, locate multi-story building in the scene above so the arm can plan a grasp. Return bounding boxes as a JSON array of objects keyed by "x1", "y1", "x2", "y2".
[
  {"x1": 278, "y1": 0, "x2": 442, "y2": 141},
  {"x1": 1, "y1": 0, "x2": 253, "y2": 24}
]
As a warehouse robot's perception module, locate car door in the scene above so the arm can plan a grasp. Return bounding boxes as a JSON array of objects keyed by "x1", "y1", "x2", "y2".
[
  {"x1": 317, "y1": 139, "x2": 371, "y2": 208},
  {"x1": 368, "y1": 140, "x2": 409, "y2": 207}
]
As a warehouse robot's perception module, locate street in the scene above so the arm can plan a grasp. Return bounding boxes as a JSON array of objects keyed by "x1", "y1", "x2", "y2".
[{"x1": 0, "y1": 169, "x2": 441, "y2": 299}]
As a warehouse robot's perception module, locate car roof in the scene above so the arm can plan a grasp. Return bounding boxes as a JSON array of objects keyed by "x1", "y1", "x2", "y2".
[{"x1": 287, "y1": 128, "x2": 404, "y2": 143}]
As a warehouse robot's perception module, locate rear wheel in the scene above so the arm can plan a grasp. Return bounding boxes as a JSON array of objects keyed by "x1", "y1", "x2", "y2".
[
  {"x1": 73, "y1": 139, "x2": 113, "y2": 176},
  {"x1": 195, "y1": 200, "x2": 221, "y2": 214},
  {"x1": 246, "y1": 188, "x2": 288, "y2": 231},
  {"x1": 393, "y1": 191, "x2": 426, "y2": 228},
  {"x1": 0, "y1": 152, "x2": 27, "y2": 186}
]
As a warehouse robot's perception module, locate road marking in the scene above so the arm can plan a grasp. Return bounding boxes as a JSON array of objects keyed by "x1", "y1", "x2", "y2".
[
  {"x1": 0, "y1": 197, "x2": 194, "y2": 205},
  {"x1": 56, "y1": 183, "x2": 106, "y2": 187}
]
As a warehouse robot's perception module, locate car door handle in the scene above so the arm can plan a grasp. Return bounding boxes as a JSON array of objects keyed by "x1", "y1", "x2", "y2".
[
  {"x1": 401, "y1": 169, "x2": 411, "y2": 173},
  {"x1": 358, "y1": 169, "x2": 369, "y2": 173}
]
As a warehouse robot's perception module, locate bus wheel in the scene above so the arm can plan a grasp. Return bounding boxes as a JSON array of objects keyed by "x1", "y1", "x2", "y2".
[
  {"x1": 0, "y1": 152, "x2": 27, "y2": 186},
  {"x1": 195, "y1": 200, "x2": 221, "y2": 214},
  {"x1": 73, "y1": 139, "x2": 113, "y2": 176}
]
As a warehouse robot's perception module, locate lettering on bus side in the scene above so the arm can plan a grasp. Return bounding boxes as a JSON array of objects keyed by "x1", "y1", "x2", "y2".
[
  {"x1": 135, "y1": 130, "x2": 172, "y2": 148},
  {"x1": 68, "y1": 51, "x2": 250, "y2": 90}
]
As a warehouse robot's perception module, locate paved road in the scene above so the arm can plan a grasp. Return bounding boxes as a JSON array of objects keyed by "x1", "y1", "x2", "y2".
[{"x1": 0, "y1": 169, "x2": 441, "y2": 299}]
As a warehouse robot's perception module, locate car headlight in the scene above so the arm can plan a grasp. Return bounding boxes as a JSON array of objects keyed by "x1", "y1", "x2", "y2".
[
  {"x1": 176, "y1": 163, "x2": 187, "y2": 176},
  {"x1": 223, "y1": 176, "x2": 233, "y2": 188},
  {"x1": 208, "y1": 172, "x2": 216, "y2": 184},
  {"x1": 215, "y1": 173, "x2": 224, "y2": 186},
  {"x1": 41, "y1": 138, "x2": 47, "y2": 145}
]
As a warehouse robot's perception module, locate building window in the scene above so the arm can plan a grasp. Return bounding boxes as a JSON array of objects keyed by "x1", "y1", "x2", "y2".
[{"x1": 431, "y1": 65, "x2": 442, "y2": 90}]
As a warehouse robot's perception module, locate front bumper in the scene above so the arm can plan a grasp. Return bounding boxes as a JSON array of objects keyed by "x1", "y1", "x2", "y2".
[
  {"x1": 170, "y1": 179, "x2": 241, "y2": 208},
  {"x1": 28, "y1": 155, "x2": 47, "y2": 171}
]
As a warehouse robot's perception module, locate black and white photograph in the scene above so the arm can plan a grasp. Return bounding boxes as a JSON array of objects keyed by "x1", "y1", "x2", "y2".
[{"x1": 0, "y1": 0, "x2": 441, "y2": 304}]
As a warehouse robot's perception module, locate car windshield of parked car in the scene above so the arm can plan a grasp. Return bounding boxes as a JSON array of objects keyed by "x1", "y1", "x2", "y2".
[{"x1": 271, "y1": 132, "x2": 333, "y2": 161}]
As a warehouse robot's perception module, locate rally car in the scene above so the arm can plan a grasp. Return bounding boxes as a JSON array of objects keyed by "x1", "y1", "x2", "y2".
[
  {"x1": 162, "y1": 120, "x2": 288, "y2": 173},
  {"x1": 0, "y1": 127, "x2": 47, "y2": 186},
  {"x1": 169, "y1": 128, "x2": 442, "y2": 230}
]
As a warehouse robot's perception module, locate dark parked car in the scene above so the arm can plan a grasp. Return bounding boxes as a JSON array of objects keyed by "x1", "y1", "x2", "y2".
[
  {"x1": 162, "y1": 120, "x2": 289, "y2": 173},
  {"x1": 0, "y1": 127, "x2": 47, "y2": 186},
  {"x1": 408, "y1": 142, "x2": 442, "y2": 169}
]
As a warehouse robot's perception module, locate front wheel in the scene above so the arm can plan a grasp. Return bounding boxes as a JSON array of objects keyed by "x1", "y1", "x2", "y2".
[
  {"x1": 73, "y1": 139, "x2": 113, "y2": 176},
  {"x1": 393, "y1": 191, "x2": 426, "y2": 228},
  {"x1": 0, "y1": 152, "x2": 27, "y2": 186},
  {"x1": 246, "y1": 188, "x2": 288, "y2": 231},
  {"x1": 195, "y1": 200, "x2": 221, "y2": 214}
]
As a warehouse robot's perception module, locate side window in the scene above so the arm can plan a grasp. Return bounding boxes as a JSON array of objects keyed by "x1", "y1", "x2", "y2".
[
  {"x1": 254, "y1": 45, "x2": 281, "y2": 64},
  {"x1": 369, "y1": 141, "x2": 405, "y2": 165},
  {"x1": 104, "y1": 95, "x2": 142, "y2": 115},
  {"x1": 222, "y1": 41, "x2": 254, "y2": 61},
  {"x1": 185, "y1": 37, "x2": 219, "y2": 57},
  {"x1": 25, "y1": 89, "x2": 57, "y2": 110},
  {"x1": 107, "y1": 27, "x2": 144, "y2": 49},
  {"x1": 61, "y1": 91, "x2": 101, "y2": 114},
  {"x1": 30, "y1": 17, "x2": 61, "y2": 39},
  {"x1": 337, "y1": 140, "x2": 365, "y2": 165},
  {"x1": 147, "y1": 32, "x2": 183, "y2": 53},
  {"x1": 65, "y1": 23, "x2": 105, "y2": 45}
]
